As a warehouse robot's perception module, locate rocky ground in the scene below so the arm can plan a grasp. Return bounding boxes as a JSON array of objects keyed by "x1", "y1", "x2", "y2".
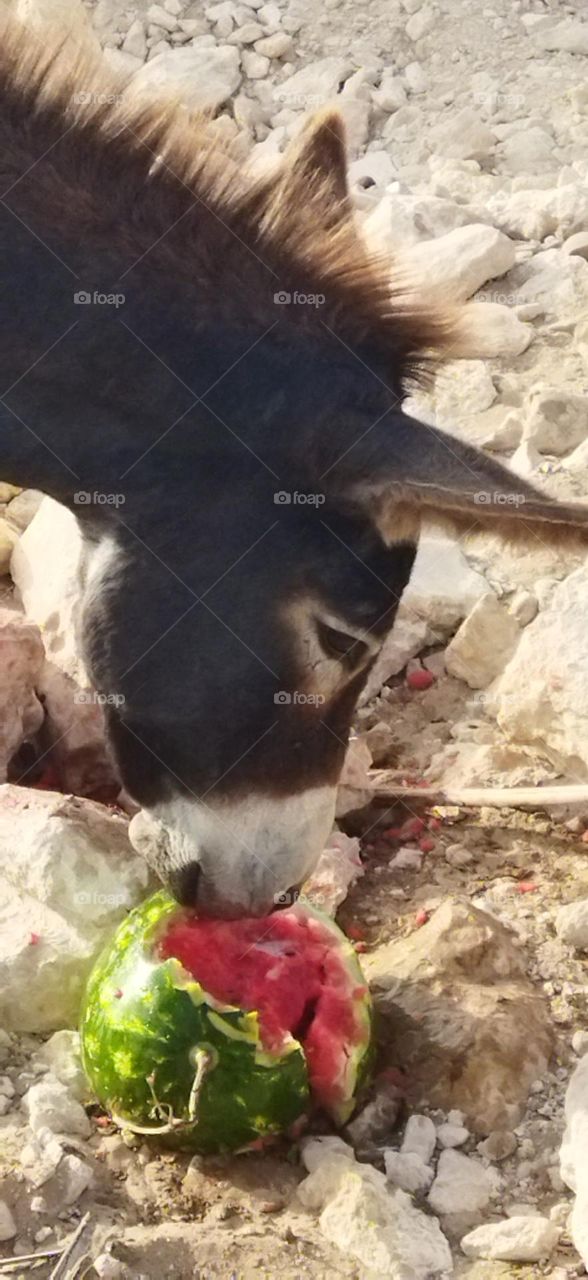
[{"x1": 3, "y1": 0, "x2": 588, "y2": 1275}]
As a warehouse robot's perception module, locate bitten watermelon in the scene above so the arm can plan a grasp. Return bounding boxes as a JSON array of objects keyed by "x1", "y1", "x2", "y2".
[{"x1": 80, "y1": 891, "x2": 372, "y2": 1154}]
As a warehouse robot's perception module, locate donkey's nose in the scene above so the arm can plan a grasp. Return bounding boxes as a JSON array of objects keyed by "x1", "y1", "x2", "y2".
[{"x1": 168, "y1": 861, "x2": 202, "y2": 908}]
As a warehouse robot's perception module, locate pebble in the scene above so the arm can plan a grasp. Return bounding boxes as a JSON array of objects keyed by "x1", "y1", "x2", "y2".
[
  {"x1": 572, "y1": 1030, "x2": 588, "y2": 1056},
  {"x1": 22, "y1": 1079, "x2": 91, "y2": 1139},
  {"x1": 460, "y1": 1215, "x2": 560, "y2": 1262},
  {"x1": 401, "y1": 1114, "x2": 437, "y2": 1164},
  {"x1": 556, "y1": 899, "x2": 588, "y2": 951},
  {"x1": 437, "y1": 1123, "x2": 469, "y2": 1149},
  {"x1": 428, "y1": 1150, "x2": 494, "y2": 1215},
  {"x1": 478, "y1": 1130, "x2": 518, "y2": 1161},
  {"x1": 242, "y1": 50, "x2": 269, "y2": 77},
  {"x1": 384, "y1": 1150, "x2": 434, "y2": 1193},
  {"x1": 0, "y1": 1202, "x2": 16, "y2": 1242}
]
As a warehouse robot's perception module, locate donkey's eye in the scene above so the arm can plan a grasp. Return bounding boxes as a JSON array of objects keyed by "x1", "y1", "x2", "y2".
[{"x1": 317, "y1": 621, "x2": 369, "y2": 666}]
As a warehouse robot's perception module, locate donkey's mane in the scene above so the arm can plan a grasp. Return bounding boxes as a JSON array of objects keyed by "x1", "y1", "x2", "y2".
[{"x1": 0, "y1": 13, "x2": 460, "y2": 380}]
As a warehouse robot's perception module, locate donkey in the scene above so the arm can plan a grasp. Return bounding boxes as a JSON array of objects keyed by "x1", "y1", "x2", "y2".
[{"x1": 2, "y1": 18, "x2": 588, "y2": 917}]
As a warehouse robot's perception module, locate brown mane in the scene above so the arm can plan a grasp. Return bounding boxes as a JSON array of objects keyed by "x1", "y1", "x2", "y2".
[{"x1": 0, "y1": 12, "x2": 460, "y2": 380}]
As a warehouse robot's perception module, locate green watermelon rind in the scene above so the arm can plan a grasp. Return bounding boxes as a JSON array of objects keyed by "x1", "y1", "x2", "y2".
[{"x1": 80, "y1": 891, "x2": 372, "y2": 1153}]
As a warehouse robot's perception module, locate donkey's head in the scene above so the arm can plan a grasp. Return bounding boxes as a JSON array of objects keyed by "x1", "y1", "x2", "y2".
[{"x1": 3, "y1": 23, "x2": 588, "y2": 915}]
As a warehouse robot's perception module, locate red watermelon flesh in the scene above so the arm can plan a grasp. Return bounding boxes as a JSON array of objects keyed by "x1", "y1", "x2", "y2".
[{"x1": 158, "y1": 906, "x2": 368, "y2": 1114}]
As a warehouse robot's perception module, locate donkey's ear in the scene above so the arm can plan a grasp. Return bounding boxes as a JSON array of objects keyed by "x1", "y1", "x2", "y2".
[
  {"x1": 275, "y1": 109, "x2": 350, "y2": 213},
  {"x1": 325, "y1": 409, "x2": 588, "y2": 549}
]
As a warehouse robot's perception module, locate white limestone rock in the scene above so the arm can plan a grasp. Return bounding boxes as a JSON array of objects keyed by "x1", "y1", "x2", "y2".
[
  {"x1": 445, "y1": 594, "x2": 521, "y2": 689},
  {"x1": 556, "y1": 899, "x2": 588, "y2": 951},
  {"x1": 385, "y1": 1150, "x2": 434, "y2": 1194},
  {"x1": 23, "y1": 1077, "x2": 91, "y2": 1138},
  {"x1": 522, "y1": 389, "x2": 588, "y2": 456},
  {"x1": 130, "y1": 45, "x2": 241, "y2": 110},
  {"x1": 403, "y1": 225, "x2": 517, "y2": 302},
  {"x1": 0, "y1": 784, "x2": 151, "y2": 1031},
  {"x1": 534, "y1": 20, "x2": 588, "y2": 56},
  {"x1": 460, "y1": 302, "x2": 532, "y2": 358},
  {"x1": 0, "y1": 1202, "x2": 16, "y2": 1243},
  {"x1": 401, "y1": 1114, "x2": 437, "y2": 1164},
  {"x1": 428, "y1": 1149, "x2": 494, "y2": 1216},
  {"x1": 493, "y1": 568, "x2": 588, "y2": 776},
  {"x1": 0, "y1": 607, "x2": 45, "y2": 781},
  {"x1": 460, "y1": 1216, "x2": 560, "y2": 1262},
  {"x1": 561, "y1": 1054, "x2": 588, "y2": 1265},
  {"x1": 428, "y1": 108, "x2": 496, "y2": 162},
  {"x1": 274, "y1": 57, "x2": 353, "y2": 109}
]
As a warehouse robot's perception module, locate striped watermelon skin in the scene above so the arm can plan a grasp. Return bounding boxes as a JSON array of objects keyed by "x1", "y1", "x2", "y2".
[{"x1": 80, "y1": 891, "x2": 372, "y2": 1154}]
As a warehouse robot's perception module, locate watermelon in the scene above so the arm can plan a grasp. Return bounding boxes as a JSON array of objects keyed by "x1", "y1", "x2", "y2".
[{"x1": 80, "y1": 891, "x2": 373, "y2": 1154}]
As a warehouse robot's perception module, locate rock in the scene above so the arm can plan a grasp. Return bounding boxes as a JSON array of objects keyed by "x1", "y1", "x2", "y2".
[
  {"x1": 460, "y1": 302, "x2": 532, "y2": 358},
  {"x1": 534, "y1": 20, "x2": 588, "y2": 56},
  {"x1": 274, "y1": 56, "x2": 352, "y2": 109},
  {"x1": 572, "y1": 1030, "x2": 588, "y2": 1056},
  {"x1": 359, "y1": 616, "x2": 431, "y2": 704},
  {"x1": 242, "y1": 51, "x2": 269, "y2": 78},
  {"x1": 11, "y1": 497, "x2": 118, "y2": 797},
  {"x1": 511, "y1": 248, "x2": 588, "y2": 321},
  {"x1": 522, "y1": 389, "x2": 588, "y2": 456},
  {"x1": 122, "y1": 18, "x2": 148, "y2": 59},
  {"x1": 403, "y1": 225, "x2": 516, "y2": 302},
  {"x1": 35, "y1": 1031, "x2": 88, "y2": 1103},
  {"x1": 348, "y1": 151, "x2": 396, "y2": 193},
  {"x1": 445, "y1": 593, "x2": 521, "y2": 689},
  {"x1": 365, "y1": 898, "x2": 553, "y2": 1133},
  {"x1": 147, "y1": 3, "x2": 178, "y2": 31},
  {"x1": 227, "y1": 21, "x2": 264, "y2": 43},
  {"x1": 0, "y1": 520, "x2": 17, "y2": 574},
  {"x1": 493, "y1": 568, "x2": 588, "y2": 776},
  {"x1": 556, "y1": 899, "x2": 588, "y2": 951},
  {"x1": 404, "y1": 61, "x2": 428, "y2": 94},
  {"x1": 400, "y1": 531, "x2": 489, "y2": 632},
  {"x1": 435, "y1": 360, "x2": 497, "y2": 422},
  {"x1": 475, "y1": 405, "x2": 523, "y2": 451},
  {"x1": 500, "y1": 128, "x2": 556, "y2": 176},
  {"x1": 384, "y1": 1150, "x2": 434, "y2": 1194},
  {"x1": 15, "y1": 0, "x2": 101, "y2": 51},
  {"x1": 362, "y1": 193, "x2": 480, "y2": 253},
  {"x1": 303, "y1": 831, "x2": 363, "y2": 916},
  {"x1": 401, "y1": 1114, "x2": 437, "y2": 1164},
  {"x1": 301, "y1": 1136, "x2": 355, "y2": 1174},
  {"x1": 560, "y1": 1054, "x2": 588, "y2": 1265},
  {"x1": 57, "y1": 1153, "x2": 93, "y2": 1205},
  {"x1": 335, "y1": 734, "x2": 373, "y2": 815},
  {"x1": 563, "y1": 232, "x2": 588, "y2": 260},
  {"x1": 253, "y1": 32, "x2": 292, "y2": 57},
  {"x1": 389, "y1": 846, "x2": 422, "y2": 872},
  {"x1": 0, "y1": 607, "x2": 45, "y2": 781},
  {"x1": 0, "y1": 784, "x2": 151, "y2": 1032},
  {"x1": 428, "y1": 108, "x2": 496, "y2": 162},
  {"x1": 130, "y1": 45, "x2": 241, "y2": 110},
  {"x1": 477, "y1": 1129, "x2": 517, "y2": 1161},
  {"x1": 428, "y1": 1149, "x2": 493, "y2": 1216},
  {"x1": 21, "y1": 1129, "x2": 64, "y2": 1187},
  {"x1": 344, "y1": 1077, "x2": 403, "y2": 1160},
  {"x1": 303, "y1": 1162, "x2": 453, "y2": 1278},
  {"x1": 460, "y1": 1216, "x2": 560, "y2": 1262},
  {"x1": 437, "y1": 1122, "x2": 469, "y2": 1148},
  {"x1": 371, "y1": 71, "x2": 407, "y2": 113},
  {"x1": 0, "y1": 1202, "x2": 16, "y2": 1242},
  {"x1": 23, "y1": 1077, "x2": 91, "y2": 1138},
  {"x1": 405, "y1": 6, "x2": 434, "y2": 40},
  {"x1": 4, "y1": 489, "x2": 43, "y2": 533}
]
